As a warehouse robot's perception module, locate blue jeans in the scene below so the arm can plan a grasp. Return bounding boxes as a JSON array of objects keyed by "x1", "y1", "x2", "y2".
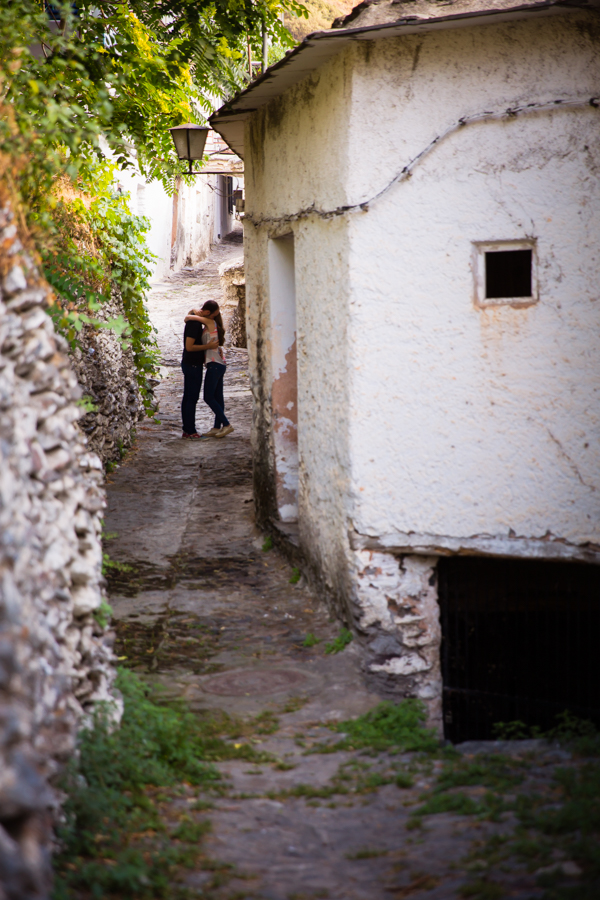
[
  {"x1": 181, "y1": 364, "x2": 203, "y2": 434},
  {"x1": 204, "y1": 362, "x2": 229, "y2": 428}
]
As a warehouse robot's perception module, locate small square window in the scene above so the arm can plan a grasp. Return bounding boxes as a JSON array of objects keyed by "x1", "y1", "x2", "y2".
[
  {"x1": 485, "y1": 249, "x2": 531, "y2": 299},
  {"x1": 473, "y1": 240, "x2": 537, "y2": 308}
]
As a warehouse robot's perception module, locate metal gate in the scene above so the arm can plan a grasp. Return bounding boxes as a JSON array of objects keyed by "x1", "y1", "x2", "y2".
[{"x1": 438, "y1": 556, "x2": 600, "y2": 743}]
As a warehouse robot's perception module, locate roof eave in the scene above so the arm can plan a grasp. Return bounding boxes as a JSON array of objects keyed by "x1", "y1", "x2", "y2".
[{"x1": 210, "y1": 0, "x2": 598, "y2": 157}]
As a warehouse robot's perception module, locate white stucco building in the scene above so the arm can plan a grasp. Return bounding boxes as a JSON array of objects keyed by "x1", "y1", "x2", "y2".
[{"x1": 210, "y1": 0, "x2": 600, "y2": 737}]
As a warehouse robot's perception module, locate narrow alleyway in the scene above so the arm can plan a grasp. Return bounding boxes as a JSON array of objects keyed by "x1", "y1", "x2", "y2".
[{"x1": 103, "y1": 236, "x2": 584, "y2": 900}]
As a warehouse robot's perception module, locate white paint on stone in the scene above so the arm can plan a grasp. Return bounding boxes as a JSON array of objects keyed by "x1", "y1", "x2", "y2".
[
  {"x1": 351, "y1": 551, "x2": 441, "y2": 727},
  {"x1": 3, "y1": 264, "x2": 27, "y2": 294},
  {"x1": 370, "y1": 655, "x2": 431, "y2": 676}
]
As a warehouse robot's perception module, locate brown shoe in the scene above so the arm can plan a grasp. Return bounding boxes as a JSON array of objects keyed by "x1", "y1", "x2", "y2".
[{"x1": 214, "y1": 425, "x2": 234, "y2": 438}]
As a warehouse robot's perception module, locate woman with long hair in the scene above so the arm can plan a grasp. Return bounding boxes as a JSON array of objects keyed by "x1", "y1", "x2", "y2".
[{"x1": 183, "y1": 300, "x2": 234, "y2": 438}]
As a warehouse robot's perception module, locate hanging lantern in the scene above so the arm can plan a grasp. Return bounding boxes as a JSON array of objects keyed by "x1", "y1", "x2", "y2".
[{"x1": 169, "y1": 123, "x2": 210, "y2": 174}]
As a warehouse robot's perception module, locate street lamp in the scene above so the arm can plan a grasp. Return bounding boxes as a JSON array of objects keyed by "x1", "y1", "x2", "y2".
[{"x1": 169, "y1": 123, "x2": 210, "y2": 174}]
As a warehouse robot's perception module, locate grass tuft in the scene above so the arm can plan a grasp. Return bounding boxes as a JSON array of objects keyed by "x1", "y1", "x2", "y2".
[
  {"x1": 330, "y1": 700, "x2": 440, "y2": 754},
  {"x1": 324, "y1": 627, "x2": 353, "y2": 654},
  {"x1": 303, "y1": 632, "x2": 320, "y2": 647},
  {"x1": 51, "y1": 669, "x2": 262, "y2": 898}
]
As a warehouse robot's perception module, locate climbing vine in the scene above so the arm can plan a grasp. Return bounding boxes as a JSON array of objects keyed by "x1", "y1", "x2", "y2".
[{"x1": 41, "y1": 160, "x2": 160, "y2": 416}]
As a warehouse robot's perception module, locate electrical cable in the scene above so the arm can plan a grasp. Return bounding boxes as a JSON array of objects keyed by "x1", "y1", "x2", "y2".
[{"x1": 243, "y1": 96, "x2": 600, "y2": 229}]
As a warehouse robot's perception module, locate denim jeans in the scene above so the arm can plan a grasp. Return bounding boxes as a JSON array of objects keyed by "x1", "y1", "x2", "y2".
[
  {"x1": 181, "y1": 363, "x2": 203, "y2": 434},
  {"x1": 203, "y1": 362, "x2": 229, "y2": 428}
]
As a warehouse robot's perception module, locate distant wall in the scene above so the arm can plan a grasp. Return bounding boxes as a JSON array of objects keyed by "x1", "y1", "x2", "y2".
[
  {"x1": 120, "y1": 167, "x2": 240, "y2": 281},
  {"x1": 0, "y1": 183, "x2": 115, "y2": 900}
]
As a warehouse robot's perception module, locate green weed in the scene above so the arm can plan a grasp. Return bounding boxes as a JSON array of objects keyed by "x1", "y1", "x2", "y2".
[
  {"x1": 172, "y1": 818, "x2": 212, "y2": 842},
  {"x1": 289, "y1": 567, "x2": 301, "y2": 584},
  {"x1": 51, "y1": 670, "x2": 271, "y2": 898},
  {"x1": 92, "y1": 599, "x2": 113, "y2": 629},
  {"x1": 281, "y1": 696, "x2": 309, "y2": 713},
  {"x1": 101, "y1": 552, "x2": 133, "y2": 578},
  {"x1": 190, "y1": 799, "x2": 215, "y2": 811},
  {"x1": 413, "y1": 791, "x2": 482, "y2": 818},
  {"x1": 356, "y1": 772, "x2": 392, "y2": 792},
  {"x1": 395, "y1": 772, "x2": 415, "y2": 788},
  {"x1": 76, "y1": 395, "x2": 98, "y2": 413},
  {"x1": 329, "y1": 700, "x2": 440, "y2": 753},
  {"x1": 435, "y1": 755, "x2": 525, "y2": 794},
  {"x1": 493, "y1": 711, "x2": 600, "y2": 756},
  {"x1": 303, "y1": 632, "x2": 320, "y2": 647},
  {"x1": 254, "y1": 710, "x2": 280, "y2": 735},
  {"x1": 262, "y1": 534, "x2": 273, "y2": 552},
  {"x1": 324, "y1": 627, "x2": 353, "y2": 654},
  {"x1": 52, "y1": 670, "x2": 220, "y2": 897}
]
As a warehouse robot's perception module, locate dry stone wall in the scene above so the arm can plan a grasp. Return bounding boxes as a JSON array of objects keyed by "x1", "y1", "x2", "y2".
[
  {"x1": 351, "y1": 551, "x2": 442, "y2": 733},
  {"x1": 70, "y1": 289, "x2": 145, "y2": 465},
  {"x1": 0, "y1": 183, "x2": 117, "y2": 900},
  {"x1": 219, "y1": 259, "x2": 246, "y2": 348}
]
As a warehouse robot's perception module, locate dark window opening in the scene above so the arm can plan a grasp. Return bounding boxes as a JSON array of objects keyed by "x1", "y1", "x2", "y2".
[
  {"x1": 439, "y1": 557, "x2": 600, "y2": 743},
  {"x1": 485, "y1": 249, "x2": 532, "y2": 298}
]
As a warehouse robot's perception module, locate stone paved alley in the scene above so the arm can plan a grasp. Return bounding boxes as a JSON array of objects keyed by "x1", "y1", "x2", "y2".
[{"x1": 103, "y1": 236, "x2": 590, "y2": 900}]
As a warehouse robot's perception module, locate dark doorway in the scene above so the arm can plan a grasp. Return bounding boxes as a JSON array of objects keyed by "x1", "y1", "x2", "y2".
[{"x1": 438, "y1": 556, "x2": 600, "y2": 743}]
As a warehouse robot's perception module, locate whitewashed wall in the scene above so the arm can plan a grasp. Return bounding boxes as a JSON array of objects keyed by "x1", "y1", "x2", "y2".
[
  {"x1": 243, "y1": 10, "x2": 600, "y2": 723},
  {"x1": 346, "y1": 14, "x2": 600, "y2": 558},
  {"x1": 244, "y1": 51, "x2": 354, "y2": 611}
]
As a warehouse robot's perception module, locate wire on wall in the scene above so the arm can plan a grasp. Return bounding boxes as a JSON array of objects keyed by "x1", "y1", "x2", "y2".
[{"x1": 242, "y1": 96, "x2": 600, "y2": 229}]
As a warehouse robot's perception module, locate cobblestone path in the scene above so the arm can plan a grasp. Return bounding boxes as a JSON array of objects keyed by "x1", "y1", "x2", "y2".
[{"x1": 104, "y1": 236, "x2": 591, "y2": 900}]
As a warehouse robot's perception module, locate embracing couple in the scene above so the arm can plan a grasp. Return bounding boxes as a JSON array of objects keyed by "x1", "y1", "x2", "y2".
[{"x1": 181, "y1": 299, "x2": 234, "y2": 440}]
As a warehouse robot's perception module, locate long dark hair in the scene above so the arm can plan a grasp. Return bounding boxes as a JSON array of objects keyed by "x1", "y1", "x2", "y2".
[{"x1": 201, "y1": 300, "x2": 225, "y2": 346}]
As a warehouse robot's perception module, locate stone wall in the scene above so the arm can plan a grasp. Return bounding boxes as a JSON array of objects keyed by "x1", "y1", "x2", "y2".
[
  {"x1": 351, "y1": 552, "x2": 442, "y2": 732},
  {"x1": 219, "y1": 259, "x2": 246, "y2": 349},
  {"x1": 0, "y1": 182, "x2": 116, "y2": 900},
  {"x1": 70, "y1": 289, "x2": 145, "y2": 465}
]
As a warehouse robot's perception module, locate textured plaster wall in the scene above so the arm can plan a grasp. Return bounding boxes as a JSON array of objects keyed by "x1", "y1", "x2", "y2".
[
  {"x1": 268, "y1": 235, "x2": 299, "y2": 522},
  {"x1": 345, "y1": 15, "x2": 600, "y2": 556},
  {"x1": 244, "y1": 49, "x2": 355, "y2": 605}
]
